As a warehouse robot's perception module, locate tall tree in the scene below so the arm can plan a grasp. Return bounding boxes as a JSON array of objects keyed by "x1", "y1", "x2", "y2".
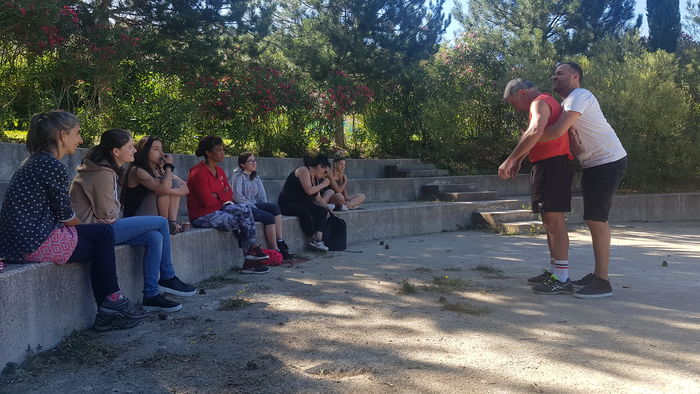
[
  {"x1": 648, "y1": 0, "x2": 681, "y2": 52},
  {"x1": 454, "y1": 0, "x2": 636, "y2": 56},
  {"x1": 274, "y1": 0, "x2": 449, "y2": 145}
]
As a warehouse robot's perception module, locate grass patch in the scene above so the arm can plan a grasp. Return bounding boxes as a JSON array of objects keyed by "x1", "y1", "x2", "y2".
[
  {"x1": 472, "y1": 265, "x2": 505, "y2": 278},
  {"x1": 444, "y1": 266, "x2": 462, "y2": 272},
  {"x1": 424, "y1": 275, "x2": 471, "y2": 293},
  {"x1": 218, "y1": 297, "x2": 250, "y2": 311},
  {"x1": 398, "y1": 280, "x2": 418, "y2": 294},
  {"x1": 197, "y1": 274, "x2": 241, "y2": 289},
  {"x1": 441, "y1": 300, "x2": 491, "y2": 315},
  {"x1": 1, "y1": 331, "x2": 119, "y2": 383},
  {"x1": 414, "y1": 267, "x2": 432, "y2": 273}
]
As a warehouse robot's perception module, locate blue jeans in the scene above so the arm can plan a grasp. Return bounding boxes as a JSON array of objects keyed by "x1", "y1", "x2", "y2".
[{"x1": 111, "y1": 216, "x2": 176, "y2": 298}]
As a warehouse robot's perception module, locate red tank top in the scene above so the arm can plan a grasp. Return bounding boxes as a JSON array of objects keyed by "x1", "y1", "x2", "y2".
[{"x1": 529, "y1": 93, "x2": 573, "y2": 163}]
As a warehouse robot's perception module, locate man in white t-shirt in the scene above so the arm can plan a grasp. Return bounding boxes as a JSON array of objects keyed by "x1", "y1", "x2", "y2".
[{"x1": 540, "y1": 62, "x2": 628, "y2": 299}]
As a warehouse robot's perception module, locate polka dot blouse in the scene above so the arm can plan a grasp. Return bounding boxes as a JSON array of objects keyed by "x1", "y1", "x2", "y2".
[{"x1": 0, "y1": 152, "x2": 75, "y2": 262}]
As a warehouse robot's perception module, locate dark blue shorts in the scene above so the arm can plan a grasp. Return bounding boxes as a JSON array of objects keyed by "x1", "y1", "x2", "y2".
[{"x1": 251, "y1": 202, "x2": 281, "y2": 225}]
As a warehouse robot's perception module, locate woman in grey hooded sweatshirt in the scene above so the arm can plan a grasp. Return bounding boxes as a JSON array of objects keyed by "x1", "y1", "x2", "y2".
[{"x1": 232, "y1": 152, "x2": 290, "y2": 259}]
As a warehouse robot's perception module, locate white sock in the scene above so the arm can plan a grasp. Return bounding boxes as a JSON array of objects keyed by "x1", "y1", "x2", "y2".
[{"x1": 552, "y1": 260, "x2": 569, "y2": 282}]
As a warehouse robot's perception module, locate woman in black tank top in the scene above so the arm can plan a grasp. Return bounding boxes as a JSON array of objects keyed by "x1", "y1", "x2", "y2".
[{"x1": 278, "y1": 154, "x2": 332, "y2": 252}]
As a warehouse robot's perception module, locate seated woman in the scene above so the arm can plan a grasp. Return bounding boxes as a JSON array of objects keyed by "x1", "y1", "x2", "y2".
[
  {"x1": 70, "y1": 128, "x2": 196, "y2": 313},
  {"x1": 320, "y1": 157, "x2": 366, "y2": 211},
  {"x1": 186, "y1": 136, "x2": 270, "y2": 274},
  {"x1": 122, "y1": 136, "x2": 190, "y2": 235},
  {"x1": 232, "y1": 152, "x2": 291, "y2": 260},
  {"x1": 0, "y1": 111, "x2": 148, "y2": 332},
  {"x1": 278, "y1": 154, "x2": 332, "y2": 252}
]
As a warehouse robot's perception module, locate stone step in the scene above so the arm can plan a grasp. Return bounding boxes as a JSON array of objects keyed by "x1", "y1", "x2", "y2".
[
  {"x1": 402, "y1": 169, "x2": 449, "y2": 178},
  {"x1": 439, "y1": 191, "x2": 498, "y2": 202},
  {"x1": 477, "y1": 209, "x2": 539, "y2": 225},
  {"x1": 0, "y1": 142, "x2": 424, "y2": 182},
  {"x1": 385, "y1": 163, "x2": 436, "y2": 177},
  {"x1": 438, "y1": 184, "x2": 479, "y2": 193},
  {"x1": 498, "y1": 220, "x2": 546, "y2": 235}
]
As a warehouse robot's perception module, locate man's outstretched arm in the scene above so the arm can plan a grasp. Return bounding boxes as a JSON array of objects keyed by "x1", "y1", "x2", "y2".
[
  {"x1": 498, "y1": 100, "x2": 551, "y2": 179},
  {"x1": 540, "y1": 110, "x2": 580, "y2": 142}
]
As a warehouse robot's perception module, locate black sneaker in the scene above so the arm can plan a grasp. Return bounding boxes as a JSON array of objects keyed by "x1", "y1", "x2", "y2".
[
  {"x1": 277, "y1": 248, "x2": 292, "y2": 261},
  {"x1": 143, "y1": 294, "x2": 182, "y2": 312},
  {"x1": 245, "y1": 245, "x2": 270, "y2": 261},
  {"x1": 527, "y1": 269, "x2": 552, "y2": 285},
  {"x1": 277, "y1": 239, "x2": 290, "y2": 253},
  {"x1": 572, "y1": 273, "x2": 596, "y2": 287},
  {"x1": 241, "y1": 261, "x2": 270, "y2": 274},
  {"x1": 93, "y1": 312, "x2": 142, "y2": 332},
  {"x1": 532, "y1": 275, "x2": 574, "y2": 294},
  {"x1": 158, "y1": 276, "x2": 197, "y2": 296},
  {"x1": 574, "y1": 276, "x2": 613, "y2": 299},
  {"x1": 99, "y1": 296, "x2": 150, "y2": 319}
]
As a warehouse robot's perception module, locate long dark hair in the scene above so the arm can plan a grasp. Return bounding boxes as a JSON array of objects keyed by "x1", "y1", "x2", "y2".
[
  {"x1": 27, "y1": 111, "x2": 79, "y2": 155},
  {"x1": 84, "y1": 128, "x2": 132, "y2": 177},
  {"x1": 238, "y1": 152, "x2": 257, "y2": 180},
  {"x1": 128, "y1": 135, "x2": 162, "y2": 179},
  {"x1": 195, "y1": 135, "x2": 224, "y2": 162}
]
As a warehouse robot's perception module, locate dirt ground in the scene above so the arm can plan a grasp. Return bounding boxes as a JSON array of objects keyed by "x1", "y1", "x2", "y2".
[{"x1": 2, "y1": 222, "x2": 699, "y2": 394}]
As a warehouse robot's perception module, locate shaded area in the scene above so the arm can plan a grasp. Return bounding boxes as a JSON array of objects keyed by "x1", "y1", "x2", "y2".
[{"x1": 2, "y1": 222, "x2": 699, "y2": 393}]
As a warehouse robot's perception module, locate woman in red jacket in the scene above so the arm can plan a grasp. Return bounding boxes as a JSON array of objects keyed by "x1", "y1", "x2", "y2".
[{"x1": 186, "y1": 136, "x2": 269, "y2": 274}]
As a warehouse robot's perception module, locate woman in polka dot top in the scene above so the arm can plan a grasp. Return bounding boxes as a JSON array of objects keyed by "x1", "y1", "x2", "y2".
[{"x1": 0, "y1": 111, "x2": 148, "y2": 331}]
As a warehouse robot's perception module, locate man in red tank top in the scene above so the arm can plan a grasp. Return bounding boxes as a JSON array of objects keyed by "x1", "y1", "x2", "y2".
[{"x1": 499, "y1": 78, "x2": 575, "y2": 295}]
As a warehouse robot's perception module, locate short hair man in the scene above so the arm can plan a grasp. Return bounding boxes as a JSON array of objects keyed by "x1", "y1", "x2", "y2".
[
  {"x1": 501, "y1": 62, "x2": 628, "y2": 298},
  {"x1": 499, "y1": 78, "x2": 575, "y2": 294}
]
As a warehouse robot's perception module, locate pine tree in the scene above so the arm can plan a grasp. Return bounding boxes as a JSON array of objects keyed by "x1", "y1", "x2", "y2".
[{"x1": 647, "y1": 0, "x2": 681, "y2": 52}]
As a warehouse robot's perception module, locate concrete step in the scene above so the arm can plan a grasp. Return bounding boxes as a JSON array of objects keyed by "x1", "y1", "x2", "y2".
[
  {"x1": 421, "y1": 183, "x2": 479, "y2": 200},
  {"x1": 402, "y1": 169, "x2": 449, "y2": 178},
  {"x1": 499, "y1": 220, "x2": 546, "y2": 235},
  {"x1": 477, "y1": 209, "x2": 539, "y2": 225},
  {"x1": 385, "y1": 163, "x2": 437, "y2": 177},
  {"x1": 439, "y1": 184, "x2": 479, "y2": 193},
  {"x1": 0, "y1": 142, "x2": 424, "y2": 182},
  {"x1": 439, "y1": 191, "x2": 498, "y2": 202}
]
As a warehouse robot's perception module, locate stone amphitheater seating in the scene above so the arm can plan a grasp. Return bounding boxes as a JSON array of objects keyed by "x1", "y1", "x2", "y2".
[{"x1": 1, "y1": 142, "x2": 699, "y2": 370}]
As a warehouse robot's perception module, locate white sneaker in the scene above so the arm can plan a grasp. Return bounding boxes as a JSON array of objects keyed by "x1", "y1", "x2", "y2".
[
  {"x1": 309, "y1": 239, "x2": 329, "y2": 252},
  {"x1": 326, "y1": 204, "x2": 335, "y2": 210},
  {"x1": 339, "y1": 205, "x2": 349, "y2": 211}
]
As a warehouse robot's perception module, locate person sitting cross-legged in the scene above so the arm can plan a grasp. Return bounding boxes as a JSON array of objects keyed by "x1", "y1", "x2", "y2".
[{"x1": 186, "y1": 136, "x2": 270, "y2": 274}]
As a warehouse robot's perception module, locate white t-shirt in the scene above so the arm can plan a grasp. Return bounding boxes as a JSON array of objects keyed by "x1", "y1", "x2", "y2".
[{"x1": 562, "y1": 88, "x2": 627, "y2": 168}]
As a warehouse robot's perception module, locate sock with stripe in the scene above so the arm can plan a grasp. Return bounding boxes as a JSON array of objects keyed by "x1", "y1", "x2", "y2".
[{"x1": 552, "y1": 260, "x2": 569, "y2": 282}]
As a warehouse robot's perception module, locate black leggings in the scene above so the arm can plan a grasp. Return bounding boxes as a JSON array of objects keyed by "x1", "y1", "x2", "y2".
[
  {"x1": 278, "y1": 201, "x2": 328, "y2": 236},
  {"x1": 68, "y1": 223, "x2": 120, "y2": 306}
]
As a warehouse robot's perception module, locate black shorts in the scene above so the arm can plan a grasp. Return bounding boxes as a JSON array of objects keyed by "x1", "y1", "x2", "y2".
[
  {"x1": 581, "y1": 156, "x2": 627, "y2": 222},
  {"x1": 530, "y1": 155, "x2": 574, "y2": 213}
]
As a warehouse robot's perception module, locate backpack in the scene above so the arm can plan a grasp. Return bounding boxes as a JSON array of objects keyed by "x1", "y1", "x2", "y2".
[
  {"x1": 322, "y1": 214, "x2": 347, "y2": 251},
  {"x1": 261, "y1": 249, "x2": 284, "y2": 266}
]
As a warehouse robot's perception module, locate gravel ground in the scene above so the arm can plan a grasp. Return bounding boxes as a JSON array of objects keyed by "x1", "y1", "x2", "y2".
[{"x1": 2, "y1": 222, "x2": 699, "y2": 393}]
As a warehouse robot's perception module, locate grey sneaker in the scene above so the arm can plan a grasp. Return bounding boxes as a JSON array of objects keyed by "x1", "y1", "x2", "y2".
[
  {"x1": 93, "y1": 312, "x2": 142, "y2": 332},
  {"x1": 99, "y1": 296, "x2": 150, "y2": 319},
  {"x1": 572, "y1": 273, "x2": 596, "y2": 287},
  {"x1": 309, "y1": 239, "x2": 329, "y2": 252},
  {"x1": 143, "y1": 294, "x2": 182, "y2": 312},
  {"x1": 574, "y1": 276, "x2": 613, "y2": 299},
  {"x1": 532, "y1": 276, "x2": 574, "y2": 294},
  {"x1": 527, "y1": 269, "x2": 552, "y2": 285}
]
